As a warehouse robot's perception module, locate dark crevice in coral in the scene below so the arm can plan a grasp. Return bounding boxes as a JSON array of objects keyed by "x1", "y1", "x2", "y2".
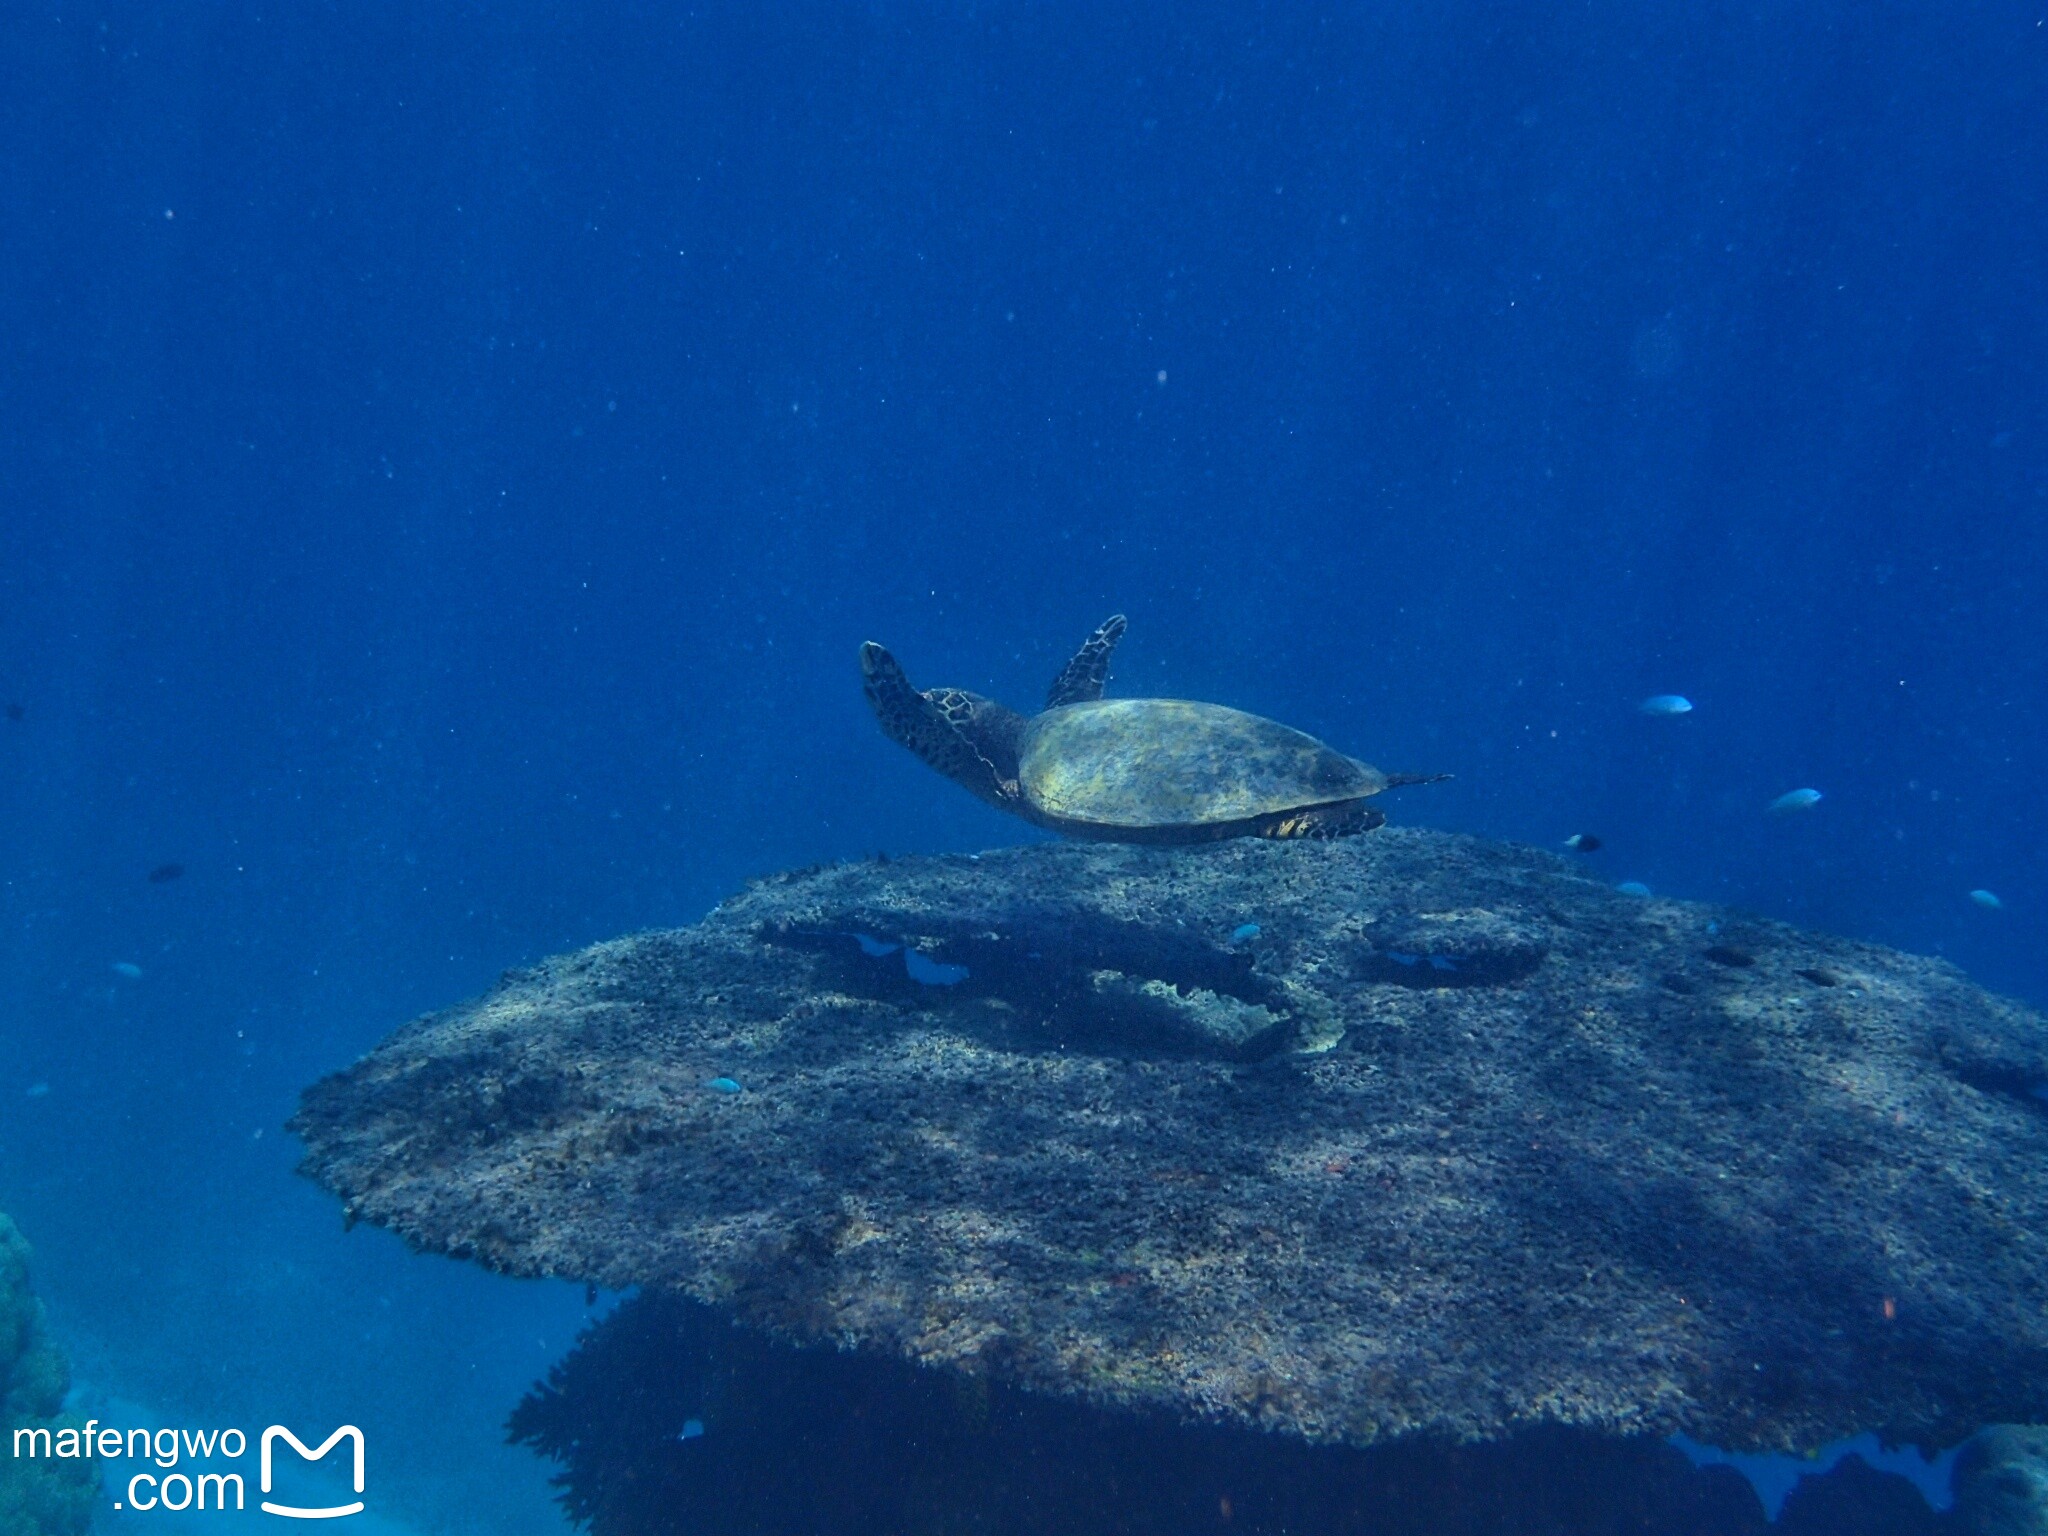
[
  {"x1": 1350, "y1": 909, "x2": 1547, "y2": 989},
  {"x1": 1354, "y1": 947, "x2": 1543, "y2": 988},
  {"x1": 1944, "y1": 1055, "x2": 2048, "y2": 1115},
  {"x1": 761, "y1": 910, "x2": 1298, "y2": 1060}
]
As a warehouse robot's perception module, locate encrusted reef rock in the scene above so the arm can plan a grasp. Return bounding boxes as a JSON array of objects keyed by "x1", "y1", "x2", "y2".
[
  {"x1": 509, "y1": 1292, "x2": 1824, "y2": 1536},
  {"x1": 0, "y1": 1216, "x2": 95, "y2": 1536},
  {"x1": 1953, "y1": 1425, "x2": 2048, "y2": 1536},
  {"x1": 292, "y1": 832, "x2": 2048, "y2": 1453}
]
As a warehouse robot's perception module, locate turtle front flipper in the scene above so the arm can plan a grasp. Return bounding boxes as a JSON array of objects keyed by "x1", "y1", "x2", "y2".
[
  {"x1": 860, "y1": 642, "x2": 1018, "y2": 810},
  {"x1": 1045, "y1": 613, "x2": 1128, "y2": 708}
]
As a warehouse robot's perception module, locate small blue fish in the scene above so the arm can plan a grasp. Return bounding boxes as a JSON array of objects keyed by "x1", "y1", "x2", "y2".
[
  {"x1": 1617, "y1": 881, "x2": 1653, "y2": 897},
  {"x1": 111, "y1": 961, "x2": 143, "y2": 980},
  {"x1": 1639, "y1": 695, "x2": 1694, "y2": 716},
  {"x1": 1428, "y1": 954, "x2": 1459, "y2": 973},
  {"x1": 1769, "y1": 788, "x2": 1823, "y2": 814},
  {"x1": 704, "y1": 1077, "x2": 743, "y2": 1094},
  {"x1": 1970, "y1": 889, "x2": 2003, "y2": 911},
  {"x1": 1387, "y1": 951, "x2": 1421, "y2": 966},
  {"x1": 677, "y1": 1418, "x2": 705, "y2": 1441},
  {"x1": 1229, "y1": 922, "x2": 1262, "y2": 944}
]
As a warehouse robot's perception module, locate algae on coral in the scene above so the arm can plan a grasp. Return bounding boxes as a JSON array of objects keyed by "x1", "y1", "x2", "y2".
[
  {"x1": 294, "y1": 831, "x2": 2048, "y2": 1454},
  {"x1": 0, "y1": 1216, "x2": 94, "y2": 1536}
]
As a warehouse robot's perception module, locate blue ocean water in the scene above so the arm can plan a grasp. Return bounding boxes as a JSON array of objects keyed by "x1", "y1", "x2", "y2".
[{"x1": 1, "y1": 4, "x2": 2043, "y2": 1532}]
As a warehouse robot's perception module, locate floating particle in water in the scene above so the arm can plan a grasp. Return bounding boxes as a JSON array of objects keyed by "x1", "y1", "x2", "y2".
[
  {"x1": 148, "y1": 862, "x2": 185, "y2": 883},
  {"x1": 1563, "y1": 834, "x2": 1601, "y2": 853},
  {"x1": 111, "y1": 961, "x2": 143, "y2": 980},
  {"x1": 1617, "y1": 881, "x2": 1653, "y2": 897},
  {"x1": 677, "y1": 1418, "x2": 705, "y2": 1441},
  {"x1": 1631, "y1": 318, "x2": 1684, "y2": 380},
  {"x1": 1769, "y1": 788, "x2": 1823, "y2": 814},
  {"x1": 1639, "y1": 695, "x2": 1693, "y2": 716},
  {"x1": 1229, "y1": 922, "x2": 1262, "y2": 944},
  {"x1": 25, "y1": 1082, "x2": 49, "y2": 1099},
  {"x1": 1969, "y1": 889, "x2": 2003, "y2": 911},
  {"x1": 703, "y1": 1077, "x2": 743, "y2": 1094}
]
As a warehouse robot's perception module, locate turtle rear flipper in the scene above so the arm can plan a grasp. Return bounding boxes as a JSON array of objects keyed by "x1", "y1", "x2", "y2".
[
  {"x1": 1383, "y1": 771, "x2": 1454, "y2": 790},
  {"x1": 1045, "y1": 614, "x2": 1128, "y2": 709},
  {"x1": 860, "y1": 642, "x2": 1016, "y2": 807},
  {"x1": 1260, "y1": 803, "x2": 1388, "y2": 839}
]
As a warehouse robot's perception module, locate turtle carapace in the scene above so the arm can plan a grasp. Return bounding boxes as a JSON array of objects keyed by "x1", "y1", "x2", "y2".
[{"x1": 859, "y1": 615, "x2": 1445, "y2": 843}]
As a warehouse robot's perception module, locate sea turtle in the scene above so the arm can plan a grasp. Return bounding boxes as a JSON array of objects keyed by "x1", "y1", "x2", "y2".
[{"x1": 859, "y1": 615, "x2": 1445, "y2": 842}]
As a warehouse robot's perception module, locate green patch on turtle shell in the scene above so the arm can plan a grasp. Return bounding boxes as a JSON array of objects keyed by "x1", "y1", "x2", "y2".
[{"x1": 1019, "y1": 699, "x2": 1386, "y2": 830}]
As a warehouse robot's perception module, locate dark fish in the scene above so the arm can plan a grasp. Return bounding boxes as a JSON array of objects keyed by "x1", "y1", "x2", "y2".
[
  {"x1": 1563, "y1": 834, "x2": 1602, "y2": 853},
  {"x1": 148, "y1": 863, "x2": 186, "y2": 883},
  {"x1": 4, "y1": 703, "x2": 21, "y2": 721}
]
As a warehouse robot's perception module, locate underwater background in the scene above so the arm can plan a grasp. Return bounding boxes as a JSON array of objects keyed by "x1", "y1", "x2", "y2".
[{"x1": 2, "y1": 3, "x2": 2044, "y2": 1532}]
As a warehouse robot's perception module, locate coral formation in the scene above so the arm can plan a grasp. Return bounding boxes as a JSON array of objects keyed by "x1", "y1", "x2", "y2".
[
  {"x1": 295, "y1": 831, "x2": 2048, "y2": 1453},
  {"x1": 0, "y1": 1216, "x2": 94, "y2": 1536},
  {"x1": 511, "y1": 1292, "x2": 1955, "y2": 1536},
  {"x1": 1952, "y1": 1425, "x2": 2048, "y2": 1535}
]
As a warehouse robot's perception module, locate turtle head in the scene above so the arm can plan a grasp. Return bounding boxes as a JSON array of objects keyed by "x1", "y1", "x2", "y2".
[{"x1": 860, "y1": 641, "x2": 1030, "y2": 811}]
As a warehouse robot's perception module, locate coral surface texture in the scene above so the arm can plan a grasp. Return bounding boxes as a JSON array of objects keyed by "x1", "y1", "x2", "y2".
[
  {"x1": 293, "y1": 833, "x2": 2048, "y2": 1452},
  {"x1": 0, "y1": 1216, "x2": 94, "y2": 1536}
]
